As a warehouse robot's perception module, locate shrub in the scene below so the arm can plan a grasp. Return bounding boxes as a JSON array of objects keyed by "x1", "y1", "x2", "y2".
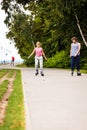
[
  {"x1": 44, "y1": 51, "x2": 70, "y2": 68},
  {"x1": 25, "y1": 56, "x2": 34, "y2": 67}
]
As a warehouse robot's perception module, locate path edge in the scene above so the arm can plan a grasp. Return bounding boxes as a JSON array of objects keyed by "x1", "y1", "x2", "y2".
[{"x1": 21, "y1": 70, "x2": 32, "y2": 130}]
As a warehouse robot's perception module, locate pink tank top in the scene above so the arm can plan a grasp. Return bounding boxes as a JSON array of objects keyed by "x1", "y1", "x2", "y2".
[{"x1": 35, "y1": 47, "x2": 43, "y2": 57}]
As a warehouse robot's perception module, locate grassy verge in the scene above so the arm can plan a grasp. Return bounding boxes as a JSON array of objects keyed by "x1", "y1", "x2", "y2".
[
  {"x1": 81, "y1": 69, "x2": 87, "y2": 74},
  {"x1": 0, "y1": 69, "x2": 9, "y2": 78},
  {"x1": 0, "y1": 70, "x2": 25, "y2": 130},
  {"x1": 0, "y1": 80, "x2": 9, "y2": 100},
  {"x1": 16, "y1": 63, "x2": 27, "y2": 68},
  {"x1": 7, "y1": 70, "x2": 16, "y2": 78}
]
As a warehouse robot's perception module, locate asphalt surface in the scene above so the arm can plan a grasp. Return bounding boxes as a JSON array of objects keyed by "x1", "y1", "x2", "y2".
[{"x1": 21, "y1": 68, "x2": 87, "y2": 130}]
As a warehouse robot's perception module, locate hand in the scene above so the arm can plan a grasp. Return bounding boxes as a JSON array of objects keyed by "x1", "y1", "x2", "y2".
[
  {"x1": 74, "y1": 54, "x2": 77, "y2": 57},
  {"x1": 45, "y1": 57, "x2": 47, "y2": 61},
  {"x1": 70, "y1": 55, "x2": 71, "y2": 58},
  {"x1": 28, "y1": 56, "x2": 30, "y2": 59}
]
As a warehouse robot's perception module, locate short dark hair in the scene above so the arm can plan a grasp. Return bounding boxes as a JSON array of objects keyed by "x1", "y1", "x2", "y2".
[{"x1": 71, "y1": 37, "x2": 78, "y2": 42}]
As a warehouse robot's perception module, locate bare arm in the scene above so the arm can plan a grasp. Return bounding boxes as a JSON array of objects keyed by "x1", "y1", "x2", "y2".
[
  {"x1": 75, "y1": 43, "x2": 81, "y2": 56},
  {"x1": 70, "y1": 45, "x2": 72, "y2": 57},
  {"x1": 28, "y1": 48, "x2": 35, "y2": 59},
  {"x1": 42, "y1": 49, "x2": 47, "y2": 60},
  {"x1": 70, "y1": 49, "x2": 71, "y2": 57}
]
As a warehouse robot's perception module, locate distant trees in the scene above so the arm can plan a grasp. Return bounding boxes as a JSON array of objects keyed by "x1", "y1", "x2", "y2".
[{"x1": 1, "y1": 0, "x2": 87, "y2": 68}]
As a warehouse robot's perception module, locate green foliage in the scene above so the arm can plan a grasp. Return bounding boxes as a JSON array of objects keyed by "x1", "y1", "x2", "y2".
[
  {"x1": 81, "y1": 69, "x2": 87, "y2": 74},
  {"x1": 83, "y1": 64, "x2": 87, "y2": 70},
  {"x1": 25, "y1": 56, "x2": 34, "y2": 67},
  {"x1": 1, "y1": 0, "x2": 87, "y2": 68},
  {"x1": 44, "y1": 51, "x2": 70, "y2": 68},
  {"x1": 7, "y1": 13, "x2": 34, "y2": 60}
]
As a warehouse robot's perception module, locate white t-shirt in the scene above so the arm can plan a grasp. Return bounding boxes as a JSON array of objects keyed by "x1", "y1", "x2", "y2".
[{"x1": 71, "y1": 42, "x2": 80, "y2": 56}]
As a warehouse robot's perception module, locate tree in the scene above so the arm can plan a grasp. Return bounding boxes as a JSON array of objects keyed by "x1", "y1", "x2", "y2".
[
  {"x1": 1, "y1": 0, "x2": 87, "y2": 68},
  {"x1": 7, "y1": 13, "x2": 34, "y2": 60}
]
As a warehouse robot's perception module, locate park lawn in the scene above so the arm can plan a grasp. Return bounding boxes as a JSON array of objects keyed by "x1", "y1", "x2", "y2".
[
  {"x1": 0, "y1": 80, "x2": 9, "y2": 100},
  {"x1": 0, "y1": 69, "x2": 9, "y2": 78},
  {"x1": 0, "y1": 70, "x2": 25, "y2": 130},
  {"x1": 7, "y1": 69, "x2": 16, "y2": 78}
]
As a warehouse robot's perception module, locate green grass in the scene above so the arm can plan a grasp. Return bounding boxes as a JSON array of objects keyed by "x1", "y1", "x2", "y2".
[
  {"x1": 16, "y1": 63, "x2": 27, "y2": 68},
  {"x1": 0, "y1": 70, "x2": 25, "y2": 130},
  {"x1": 0, "y1": 80, "x2": 9, "y2": 100},
  {"x1": 7, "y1": 70, "x2": 16, "y2": 78},
  {"x1": 81, "y1": 69, "x2": 87, "y2": 74},
  {"x1": 0, "y1": 69, "x2": 9, "y2": 78}
]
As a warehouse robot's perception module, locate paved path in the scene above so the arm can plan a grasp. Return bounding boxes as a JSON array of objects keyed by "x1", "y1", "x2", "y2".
[{"x1": 21, "y1": 68, "x2": 87, "y2": 130}]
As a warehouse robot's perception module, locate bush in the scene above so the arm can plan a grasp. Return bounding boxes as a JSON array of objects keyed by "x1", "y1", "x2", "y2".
[
  {"x1": 83, "y1": 63, "x2": 87, "y2": 69},
  {"x1": 25, "y1": 56, "x2": 34, "y2": 67},
  {"x1": 44, "y1": 51, "x2": 70, "y2": 68}
]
